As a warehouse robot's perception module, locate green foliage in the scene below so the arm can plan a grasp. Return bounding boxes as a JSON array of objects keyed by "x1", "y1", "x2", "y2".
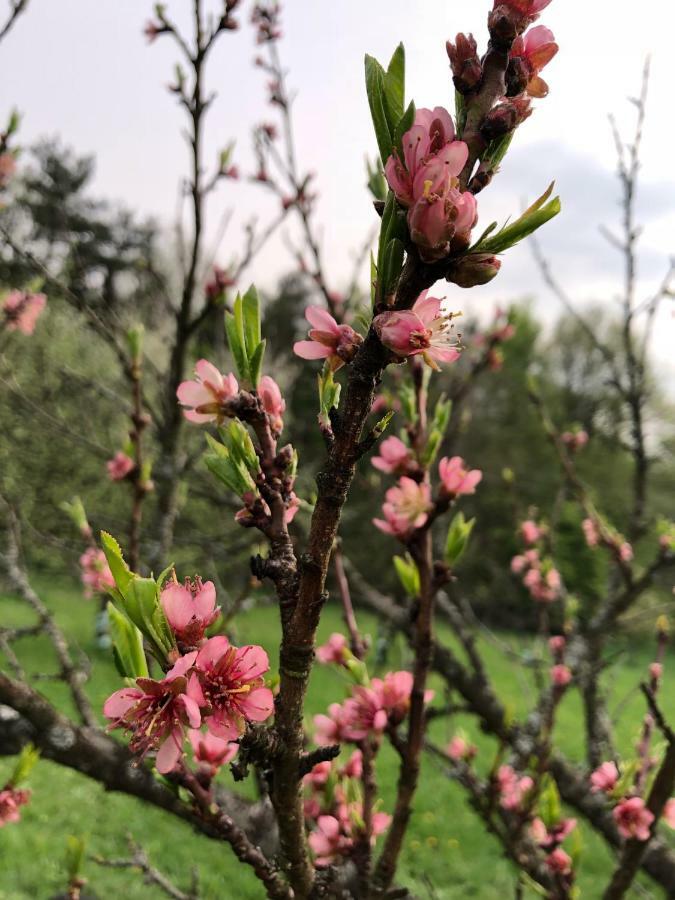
[
  {"x1": 107, "y1": 602, "x2": 148, "y2": 679},
  {"x1": 225, "y1": 286, "x2": 266, "y2": 388},
  {"x1": 445, "y1": 512, "x2": 475, "y2": 567},
  {"x1": 317, "y1": 365, "x2": 342, "y2": 428},
  {"x1": 393, "y1": 553, "x2": 420, "y2": 597},
  {"x1": 471, "y1": 184, "x2": 561, "y2": 255},
  {"x1": 203, "y1": 422, "x2": 259, "y2": 497},
  {"x1": 9, "y1": 744, "x2": 40, "y2": 787},
  {"x1": 64, "y1": 835, "x2": 86, "y2": 882}
]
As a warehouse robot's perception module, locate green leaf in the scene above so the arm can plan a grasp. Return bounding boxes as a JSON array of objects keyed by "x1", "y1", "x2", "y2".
[
  {"x1": 242, "y1": 285, "x2": 261, "y2": 356},
  {"x1": 393, "y1": 553, "x2": 420, "y2": 597},
  {"x1": 225, "y1": 297, "x2": 249, "y2": 384},
  {"x1": 538, "y1": 774, "x2": 561, "y2": 828},
  {"x1": 370, "y1": 251, "x2": 377, "y2": 306},
  {"x1": 10, "y1": 744, "x2": 39, "y2": 787},
  {"x1": 481, "y1": 131, "x2": 515, "y2": 172},
  {"x1": 65, "y1": 836, "x2": 86, "y2": 881},
  {"x1": 383, "y1": 43, "x2": 405, "y2": 130},
  {"x1": 366, "y1": 156, "x2": 387, "y2": 201},
  {"x1": 100, "y1": 531, "x2": 133, "y2": 594},
  {"x1": 381, "y1": 237, "x2": 405, "y2": 298},
  {"x1": 317, "y1": 366, "x2": 342, "y2": 427},
  {"x1": 455, "y1": 90, "x2": 467, "y2": 138},
  {"x1": 445, "y1": 513, "x2": 475, "y2": 567},
  {"x1": 365, "y1": 54, "x2": 393, "y2": 165},
  {"x1": 248, "y1": 339, "x2": 267, "y2": 389},
  {"x1": 474, "y1": 184, "x2": 561, "y2": 255},
  {"x1": 107, "y1": 602, "x2": 148, "y2": 679}
]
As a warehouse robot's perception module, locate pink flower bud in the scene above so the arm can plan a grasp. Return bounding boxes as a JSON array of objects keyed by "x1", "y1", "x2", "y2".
[
  {"x1": 548, "y1": 635, "x2": 566, "y2": 657},
  {"x1": 106, "y1": 451, "x2": 135, "y2": 482},
  {"x1": 482, "y1": 97, "x2": 532, "y2": 141},
  {"x1": 448, "y1": 735, "x2": 478, "y2": 762},
  {"x1": 448, "y1": 253, "x2": 501, "y2": 289},
  {"x1": 0, "y1": 152, "x2": 17, "y2": 188},
  {"x1": 508, "y1": 26, "x2": 559, "y2": 98},
  {"x1": 590, "y1": 761, "x2": 619, "y2": 794},
  {"x1": 582, "y1": 517, "x2": 599, "y2": 548},
  {"x1": 79, "y1": 547, "x2": 115, "y2": 599},
  {"x1": 619, "y1": 542, "x2": 633, "y2": 563},
  {"x1": 258, "y1": 375, "x2": 285, "y2": 434},
  {"x1": 550, "y1": 664, "x2": 572, "y2": 687},
  {"x1": 649, "y1": 662, "x2": 663, "y2": 682},
  {"x1": 293, "y1": 306, "x2": 362, "y2": 371},
  {"x1": 0, "y1": 787, "x2": 31, "y2": 827},
  {"x1": 546, "y1": 848, "x2": 572, "y2": 875},
  {"x1": 160, "y1": 576, "x2": 221, "y2": 646},
  {"x1": 316, "y1": 633, "x2": 349, "y2": 665},
  {"x1": 188, "y1": 728, "x2": 237, "y2": 776},
  {"x1": 520, "y1": 520, "x2": 542, "y2": 545}
]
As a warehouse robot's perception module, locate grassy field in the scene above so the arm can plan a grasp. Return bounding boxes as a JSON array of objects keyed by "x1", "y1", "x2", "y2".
[{"x1": 1, "y1": 578, "x2": 673, "y2": 899}]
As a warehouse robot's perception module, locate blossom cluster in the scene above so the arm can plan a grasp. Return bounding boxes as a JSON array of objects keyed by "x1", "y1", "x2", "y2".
[
  {"x1": 104, "y1": 579, "x2": 273, "y2": 774},
  {"x1": 510, "y1": 519, "x2": 562, "y2": 604},
  {"x1": 2, "y1": 290, "x2": 46, "y2": 336}
]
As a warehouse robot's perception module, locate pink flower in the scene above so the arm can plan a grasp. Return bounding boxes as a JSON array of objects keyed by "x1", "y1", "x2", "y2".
[
  {"x1": 438, "y1": 456, "x2": 482, "y2": 496},
  {"x1": 160, "y1": 576, "x2": 220, "y2": 646},
  {"x1": 546, "y1": 848, "x2": 572, "y2": 875},
  {"x1": 177, "y1": 360, "x2": 239, "y2": 424},
  {"x1": 2, "y1": 291, "x2": 47, "y2": 335},
  {"x1": 304, "y1": 760, "x2": 333, "y2": 789},
  {"x1": 376, "y1": 670, "x2": 431, "y2": 724},
  {"x1": 510, "y1": 26, "x2": 559, "y2": 98},
  {"x1": 582, "y1": 518, "x2": 599, "y2": 548},
  {"x1": 340, "y1": 750, "x2": 363, "y2": 780},
  {"x1": 531, "y1": 817, "x2": 577, "y2": 850},
  {"x1": 374, "y1": 291, "x2": 462, "y2": 371},
  {"x1": 106, "y1": 451, "x2": 135, "y2": 482},
  {"x1": 309, "y1": 815, "x2": 352, "y2": 865},
  {"x1": 79, "y1": 547, "x2": 115, "y2": 599},
  {"x1": 0, "y1": 787, "x2": 30, "y2": 827},
  {"x1": 258, "y1": 375, "x2": 285, "y2": 433},
  {"x1": 524, "y1": 567, "x2": 561, "y2": 604},
  {"x1": 613, "y1": 797, "x2": 654, "y2": 841},
  {"x1": 144, "y1": 20, "x2": 161, "y2": 42},
  {"x1": 520, "y1": 520, "x2": 542, "y2": 545},
  {"x1": 497, "y1": 765, "x2": 533, "y2": 811},
  {"x1": 650, "y1": 663, "x2": 663, "y2": 682},
  {"x1": 314, "y1": 703, "x2": 355, "y2": 746},
  {"x1": 373, "y1": 476, "x2": 432, "y2": 539},
  {"x1": 551, "y1": 664, "x2": 572, "y2": 688},
  {"x1": 194, "y1": 636, "x2": 274, "y2": 740},
  {"x1": 511, "y1": 555, "x2": 528, "y2": 574},
  {"x1": 341, "y1": 686, "x2": 389, "y2": 741},
  {"x1": 0, "y1": 152, "x2": 16, "y2": 188},
  {"x1": 549, "y1": 635, "x2": 566, "y2": 657},
  {"x1": 293, "y1": 307, "x2": 363, "y2": 371},
  {"x1": 103, "y1": 652, "x2": 203, "y2": 774},
  {"x1": 561, "y1": 429, "x2": 588, "y2": 453},
  {"x1": 408, "y1": 185, "x2": 477, "y2": 262},
  {"x1": 590, "y1": 761, "x2": 619, "y2": 794},
  {"x1": 663, "y1": 798, "x2": 675, "y2": 829},
  {"x1": 619, "y1": 542, "x2": 634, "y2": 563},
  {"x1": 372, "y1": 436, "x2": 414, "y2": 476},
  {"x1": 316, "y1": 633, "x2": 349, "y2": 665},
  {"x1": 448, "y1": 735, "x2": 477, "y2": 762},
  {"x1": 205, "y1": 265, "x2": 235, "y2": 300},
  {"x1": 188, "y1": 728, "x2": 237, "y2": 776}
]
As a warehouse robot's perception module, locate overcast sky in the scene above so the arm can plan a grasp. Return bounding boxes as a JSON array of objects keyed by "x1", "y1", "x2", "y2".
[{"x1": 2, "y1": 0, "x2": 674, "y2": 386}]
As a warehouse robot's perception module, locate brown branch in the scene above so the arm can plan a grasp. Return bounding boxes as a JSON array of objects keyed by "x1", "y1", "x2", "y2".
[
  {"x1": 0, "y1": 0, "x2": 28, "y2": 44},
  {"x1": 92, "y1": 836, "x2": 198, "y2": 900}
]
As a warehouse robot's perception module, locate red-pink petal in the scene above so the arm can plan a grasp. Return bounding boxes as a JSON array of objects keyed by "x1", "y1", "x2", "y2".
[
  {"x1": 156, "y1": 730, "x2": 183, "y2": 774},
  {"x1": 293, "y1": 340, "x2": 332, "y2": 360},
  {"x1": 196, "y1": 635, "x2": 230, "y2": 669}
]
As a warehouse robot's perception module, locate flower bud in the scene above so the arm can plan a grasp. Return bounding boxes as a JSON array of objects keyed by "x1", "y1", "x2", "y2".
[
  {"x1": 446, "y1": 33, "x2": 482, "y2": 94},
  {"x1": 481, "y1": 97, "x2": 532, "y2": 141},
  {"x1": 448, "y1": 253, "x2": 501, "y2": 288},
  {"x1": 505, "y1": 55, "x2": 530, "y2": 97}
]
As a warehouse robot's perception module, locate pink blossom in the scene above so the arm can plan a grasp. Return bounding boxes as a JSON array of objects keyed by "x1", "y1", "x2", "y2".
[
  {"x1": 372, "y1": 436, "x2": 414, "y2": 476},
  {"x1": 258, "y1": 375, "x2": 285, "y2": 433},
  {"x1": 497, "y1": 765, "x2": 534, "y2": 811},
  {"x1": 373, "y1": 476, "x2": 432, "y2": 539},
  {"x1": 520, "y1": 520, "x2": 543, "y2": 545},
  {"x1": 340, "y1": 750, "x2": 363, "y2": 780},
  {"x1": 561, "y1": 429, "x2": 588, "y2": 453},
  {"x1": 160, "y1": 576, "x2": 220, "y2": 646},
  {"x1": 511, "y1": 555, "x2": 528, "y2": 574},
  {"x1": 590, "y1": 761, "x2": 619, "y2": 794},
  {"x1": 650, "y1": 663, "x2": 663, "y2": 682},
  {"x1": 448, "y1": 735, "x2": 477, "y2": 762},
  {"x1": 103, "y1": 652, "x2": 203, "y2": 774},
  {"x1": 309, "y1": 815, "x2": 353, "y2": 865},
  {"x1": 144, "y1": 20, "x2": 161, "y2": 42},
  {"x1": 304, "y1": 760, "x2": 333, "y2": 789},
  {"x1": 438, "y1": 456, "x2": 482, "y2": 496},
  {"x1": 663, "y1": 798, "x2": 675, "y2": 829},
  {"x1": 0, "y1": 787, "x2": 30, "y2": 827},
  {"x1": 194, "y1": 636, "x2": 274, "y2": 740},
  {"x1": 79, "y1": 547, "x2": 115, "y2": 599},
  {"x1": 548, "y1": 635, "x2": 566, "y2": 657},
  {"x1": 384, "y1": 107, "x2": 476, "y2": 261},
  {"x1": 316, "y1": 633, "x2": 349, "y2": 665},
  {"x1": 374, "y1": 291, "x2": 462, "y2": 370},
  {"x1": 0, "y1": 152, "x2": 16, "y2": 188},
  {"x1": 314, "y1": 703, "x2": 356, "y2": 746},
  {"x1": 177, "y1": 360, "x2": 239, "y2": 424},
  {"x1": 546, "y1": 848, "x2": 572, "y2": 875},
  {"x1": 582, "y1": 517, "x2": 599, "y2": 548},
  {"x1": 205, "y1": 265, "x2": 235, "y2": 300},
  {"x1": 341, "y1": 686, "x2": 389, "y2": 741},
  {"x1": 188, "y1": 728, "x2": 238, "y2": 776},
  {"x1": 510, "y1": 26, "x2": 559, "y2": 98},
  {"x1": 2, "y1": 291, "x2": 47, "y2": 335},
  {"x1": 613, "y1": 796, "x2": 654, "y2": 841},
  {"x1": 494, "y1": 0, "x2": 553, "y2": 19},
  {"x1": 531, "y1": 817, "x2": 577, "y2": 850},
  {"x1": 106, "y1": 451, "x2": 135, "y2": 482},
  {"x1": 619, "y1": 542, "x2": 634, "y2": 563},
  {"x1": 293, "y1": 307, "x2": 362, "y2": 371},
  {"x1": 551, "y1": 664, "x2": 572, "y2": 688}
]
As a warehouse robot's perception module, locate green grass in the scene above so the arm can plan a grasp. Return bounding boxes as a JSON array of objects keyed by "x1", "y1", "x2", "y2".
[{"x1": 1, "y1": 578, "x2": 674, "y2": 899}]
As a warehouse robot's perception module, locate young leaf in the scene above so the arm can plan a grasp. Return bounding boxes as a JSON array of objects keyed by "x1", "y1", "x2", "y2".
[
  {"x1": 242, "y1": 285, "x2": 261, "y2": 357},
  {"x1": 365, "y1": 54, "x2": 393, "y2": 165},
  {"x1": 248, "y1": 339, "x2": 267, "y2": 388},
  {"x1": 225, "y1": 296, "x2": 249, "y2": 383},
  {"x1": 445, "y1": 512, "x2": 476, "y2": 567},
  {"x1": 393, "y1": 553, "x2": 420, "y2": 597},
  {"x1": 383, "y1": 43, "x2": 405, "y2": 131},
  {"x1": 475, "y1": 184, "x2": 561, "y2": 255},
  {"x1": 100, "y1": 531, "x2": 134, "y2": 594},
  {"x1": 107, "y1": 602, "x2": 148, "y2": 679}
]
